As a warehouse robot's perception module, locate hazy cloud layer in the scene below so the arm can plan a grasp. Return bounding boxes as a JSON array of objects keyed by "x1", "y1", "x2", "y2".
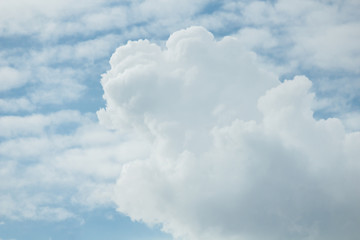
[{"x1": 98, "y1": 27, "x2": 360, "y2": 240}]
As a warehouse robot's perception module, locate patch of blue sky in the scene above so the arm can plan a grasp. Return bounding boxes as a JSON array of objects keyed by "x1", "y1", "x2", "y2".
[
  {"x1": 281, "y1": 70, "x2": 360, "y2": 119},
  {"x1": 0, "y1": 87, "x2": 29, "y2": 103},
  {"x1": 67, "y1": 86, "x2": 106, "y2": 114},
  {"x1": 103, "y1": 0, "x2": 133, "y2": 8},
  {"x1": 212, "y1": 23, "x2": 243, "y2": 37},
  {"x1": 0, "y1": 36, "x2": 43, "y2": 50},
  {"x1": 296, "y1": 68, "x2": 360, "y2": 103},
  {"x1": 0, "y1": 208, "x2": 171, "y2": 240},
  {"x1": 197, "y1": 1, "x2": 224, "y2": 15}
]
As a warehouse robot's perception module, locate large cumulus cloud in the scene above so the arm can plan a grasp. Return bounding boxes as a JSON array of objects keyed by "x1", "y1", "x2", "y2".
[{"x1": 98, "y1": 27, "x2": 360, "y2": 240}]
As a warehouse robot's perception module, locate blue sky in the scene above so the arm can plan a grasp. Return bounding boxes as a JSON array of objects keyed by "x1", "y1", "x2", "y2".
[{"x1": 1, "y1": 1, "x2": 360, "y2": 240}]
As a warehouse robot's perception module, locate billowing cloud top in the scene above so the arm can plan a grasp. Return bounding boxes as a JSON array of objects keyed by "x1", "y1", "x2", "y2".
[
  {"x1": 98, "y1": 27, "x2": 360, "y2": 240},
  {"x1": 98, "y1": 27, "x2": 278, "y2": 152}
]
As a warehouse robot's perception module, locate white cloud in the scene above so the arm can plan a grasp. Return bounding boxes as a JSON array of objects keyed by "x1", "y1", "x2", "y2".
[
  {"x1": 96, "y1": 27, "x2": 360, "y2": 240},
  {"x1": 0, "y1": 109, "x2": 151, "y2": 220},
  {"x1": 235, "y1": 27, "x2": 278, "y2": 50},
  {"x1": 29, "y1": 67, "x2": 86, "y2": 105},
  {"x1": 0, "y1": 98, "x2": 34, "y2": 113},
  {"x1": 0, "y1": 194, "x2": 75, "y2": 221},
  {"x1": 289, "y1": 20, "x2": 360, "y2": 71},
  {"x1": 0, "y1": 34, "x2": 122, "y2": 111},
  {"x1": 30, "y1": 34, "x2": 122, "y2": 65},
  {"x1": 98, "y1": 26, "x2": 278, "y2": 132},
  {"x1": 0, "y1": 0, "x2": 107, "y2": 37},
  {"x1": 0, "y1": 110, "x2": 84, "y2": 138},
  {"x1": 243, "y1": 0, "x2": 360, "y2": 72},
  {"x1": 0, "y1": 67, "x2": 27, "y2": 92},
  {"x1": 0, "y1": 0, "x2": 206, "y2": 40},
  {"x1": 341, "y1": 112, "x2": 360, "y2": 131}
]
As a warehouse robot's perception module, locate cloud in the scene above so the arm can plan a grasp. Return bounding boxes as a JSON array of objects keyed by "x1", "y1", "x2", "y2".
[
  {"x1": 0, "y1": 110, "x2": 84, "y2": 138},
  {"x1": 0, "y1": 67, "x2": 27, "y2": 92},
  {"x1": 29, "y1": 67, "x2": 86, "y2": 105},
  {"x1": 0, "y1": 193, "x2": 75, "y2": 221},
  {"x1": 98, "y1": 26, "x2": 278, "y2": 131},
  {"x1": 235, "y1": 27, "x2": 278, "y2": 50},
  {"x1": 0, "y1": 109, "x2": 150, "y2": 220},
  {"x1": 0, "y1": 98, "x2": 34, "y2": 113},
  {"x1": 341, "y1": 112, "x2": 360, "y2": 131},
  {"x1": 0, "y1": 0, "x2": 207, "y2": 40},
  {"x1": 97, "y1": 27, "x2": 360, "y2": 240},
  {"x1": 0, "y1": 0, "x2": 107, "y2": 37},
  {"x1": 0, "y1": 34, "x2": 122, "y2": 112},
  {"x1": 30, "y1": 34, "x2": 122, "y2": 65},
  {"x1": 241, "y1": 0, "x2": 360, "y2": 73}
]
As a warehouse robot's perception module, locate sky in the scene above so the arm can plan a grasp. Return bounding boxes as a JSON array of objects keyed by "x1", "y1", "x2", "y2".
[{"x1": 0, "y1": 0, "x2": 360, "y2": 240}]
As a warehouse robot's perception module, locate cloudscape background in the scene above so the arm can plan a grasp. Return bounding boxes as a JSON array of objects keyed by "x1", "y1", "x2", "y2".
[{"x1": 0, "y1": 1, "x2": 359, "y2": 240}]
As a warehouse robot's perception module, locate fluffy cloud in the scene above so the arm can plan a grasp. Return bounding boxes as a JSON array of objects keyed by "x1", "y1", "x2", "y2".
[
  {"x1": 98, "y1": 26, "x2": 278, "y2": 130},
  {"x1": 98, "y1": 27, "x2": 360, "y2": 240}
]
